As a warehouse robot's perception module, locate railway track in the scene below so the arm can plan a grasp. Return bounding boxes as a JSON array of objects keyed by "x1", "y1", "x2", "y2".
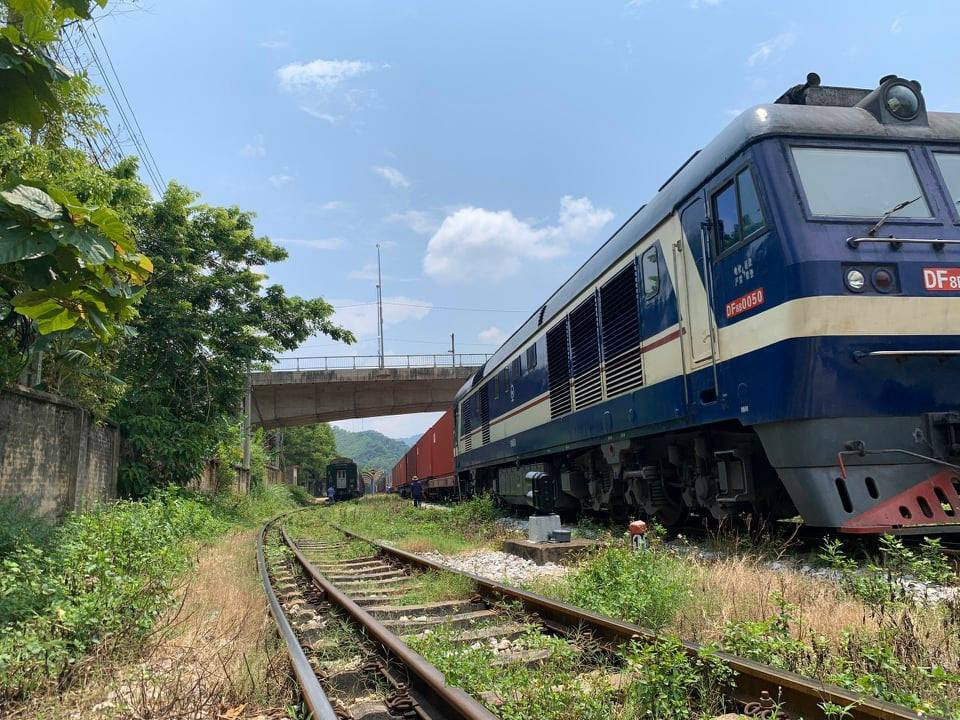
[{"x1": 260, "y1": 508, "x2": 934, "y2": 720}]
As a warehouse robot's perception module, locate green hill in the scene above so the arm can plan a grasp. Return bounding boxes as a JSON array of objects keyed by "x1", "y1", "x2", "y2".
[{"x1": 331, "y1": 426, "x2": 409, "y2": 473}]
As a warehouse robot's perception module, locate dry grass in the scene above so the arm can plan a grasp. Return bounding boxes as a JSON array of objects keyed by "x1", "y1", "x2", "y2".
[
  {"x1": 10, "y1": 530, "x2": 295, "y2": 720},
  {"x1": 673, "y1": 552, "x2": 879, "y2": 645}
]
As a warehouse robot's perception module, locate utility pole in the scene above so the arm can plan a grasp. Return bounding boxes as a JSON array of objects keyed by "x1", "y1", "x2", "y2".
[
  {"x1": 242, "y1": 368, "x2": 251, "y2": 471},
  {"x1": 376, "y1": 243, "x2": 385, "y2": 369},
  {"x1": 449, "y1": 333, "x2": 456, "y2": 365}
]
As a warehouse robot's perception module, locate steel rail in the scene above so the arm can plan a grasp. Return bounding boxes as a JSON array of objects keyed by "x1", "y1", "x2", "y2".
[
  {"x1": 279, "y1": 526, "x2": 500, "y2": 720},
  {"x1": 332, "y1": 524, "x2": 931, "y2": 720},
  {"x1": 257, "y1": 516, "x2": 339, "y2": 720}
]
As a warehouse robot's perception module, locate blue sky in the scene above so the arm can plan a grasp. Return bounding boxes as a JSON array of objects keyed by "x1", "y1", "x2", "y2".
[{"x1": 94, "y1": 0, "x2": 960, "y2": 437}]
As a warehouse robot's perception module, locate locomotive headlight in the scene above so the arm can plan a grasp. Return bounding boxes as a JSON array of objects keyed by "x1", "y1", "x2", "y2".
[
  {"x1": 884, "y1": 83, "x2": 921, "y2": 121},
  {"x1": 845, "y1": 268, "x2": 866, "y2": 292},
  {"x1": 871, "y1": 267, "x2": 896, "y2": 293}
]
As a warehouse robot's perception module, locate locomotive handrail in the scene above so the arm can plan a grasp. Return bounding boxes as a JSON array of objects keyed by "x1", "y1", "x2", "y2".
[
  {"x1": 846, "y1": 236, "x2": 960, "y2": 249},
  {"x1": 273, "y1": 353, "x2": 491, "y2": 372}
]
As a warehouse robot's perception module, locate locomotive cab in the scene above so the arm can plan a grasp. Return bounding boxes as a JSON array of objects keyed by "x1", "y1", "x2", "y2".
[{"x1": 710, "y1": 75, "x2": 960, "y2": 532}]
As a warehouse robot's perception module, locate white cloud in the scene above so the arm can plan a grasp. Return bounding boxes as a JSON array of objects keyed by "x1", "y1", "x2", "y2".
[
  {"x1": 259, "y1": 39, "x2": 288, "y2": 49},
  {"x1": 276, "y1": 58, "x2": 386, "y2": 122},
  {"x1": 277, "y1": 59, "x2": 376, "y2": 90},
  {"x1": 319, "y1": 200, "x2": 344, "y2": 211},
  {"x1": 373, "y1": 165, "x2": 411, "y2": 189},
  {"x1": 333, "y1": 412, "x2": 444, "y2": 440},
  {"x1": 423, "y1": 195, "x2": 613, "y2": 284},
  {"x1": 689, "y1": 0, "x2": 721, "y2": 7},
  {"x1": 478, "y1": 326, "x2": 508, "y2": 345},
  {"x1": 275, "y1": 237, "x2": 343, "y2": 250},
  {"x1": 890, "y1": 14, "x2": 905, "y2": 33},
  {"x1": 240, "y1": 135, "x2": 266, "y2": 158},
  {"x1": 386, "y1": 209, "x2": 438, "y2": 235},
  {"x1": 268, "y1": 173, "x2": 292, "y2": 187},
  {"x1": 329, "y1": 295, "x2": 432, "y2": 339},
  {"x1": 746, "y1": 31, "x2": 796, "y2": 67}
]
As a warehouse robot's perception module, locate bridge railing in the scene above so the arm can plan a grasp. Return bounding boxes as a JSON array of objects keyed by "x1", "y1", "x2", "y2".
[{"x1": 273, "y1": 353, "x2": 491, "y2": 371}]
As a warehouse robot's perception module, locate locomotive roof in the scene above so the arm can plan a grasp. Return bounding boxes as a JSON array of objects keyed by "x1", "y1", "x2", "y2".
[{"x1": 456, "y1": 103, "x2": 960, "y2": 401}]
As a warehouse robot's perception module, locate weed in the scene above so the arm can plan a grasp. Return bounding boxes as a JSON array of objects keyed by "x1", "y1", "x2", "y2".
[
  {"x1": 393, "y1": 570, "x2": 476, "y2": 606},
  {"x1": 622, "y1": 638, "x2": 734, "y2": 719},
  {"x1": 292, "y1": 494, "x2": 505, "y2": 554},
  {"x1": 546, "y1": 544, "x2": 693, "y2": 630}
]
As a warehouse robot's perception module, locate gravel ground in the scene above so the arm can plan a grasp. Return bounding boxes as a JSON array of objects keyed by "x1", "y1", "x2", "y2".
[{"x1": 419, "y1": 548, "x2": 569, "y2": 586}]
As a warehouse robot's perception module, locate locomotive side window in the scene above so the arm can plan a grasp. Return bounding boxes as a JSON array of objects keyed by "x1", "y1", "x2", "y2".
[
  {"x1": 641, "y1": 246, "x2": 660, "y2": 298},
  {"x1": 934, "y1": 152, "x2": 960, "y2": 208},
  {"x1": 791, "y1": 147, "x2": 931, "y2": 218},
  {"x1": 525, "y1": 344, "x2": 537, "y2": 370},
  {"x1": 714, "y1": 181, "x2": 739, "y2": 250},
  {"x1": 713, "y1": 168, "x2": 767, "y2": 253}
]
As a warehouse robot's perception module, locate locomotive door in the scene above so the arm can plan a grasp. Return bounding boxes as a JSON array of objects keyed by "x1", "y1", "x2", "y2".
[{"x1": 675, "y1": 198, "x2": 716, "y2": 366}]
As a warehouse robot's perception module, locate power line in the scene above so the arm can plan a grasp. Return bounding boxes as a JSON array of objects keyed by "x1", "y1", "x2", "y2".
[
  {"x1": 53, "y1": 35, "x2": 120, "y2": 168},
  {"x1": 333, "y1": 301, "x2": 528, "y2": 313},
  {"x1": 74, "y1": 23, "x2": 164, "y2": 194},
  {"x1": 88, "y1": 19, "x2": 165, "y2": 187}
]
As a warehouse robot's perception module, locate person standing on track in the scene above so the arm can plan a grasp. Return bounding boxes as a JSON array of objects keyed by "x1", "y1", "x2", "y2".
[
  {"x1": 410, "y1": 475, "x2": 423, "y2": 509},
  {"x1": 326, "y1": 484, "x2": 336, "y2": 504}
]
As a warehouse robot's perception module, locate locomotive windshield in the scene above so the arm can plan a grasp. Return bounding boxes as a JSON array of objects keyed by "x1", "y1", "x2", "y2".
[
  {"x1": 791, "y1": 146, "x2": 932, "y2": 218},
  {"x1": 934, "y1": 152, "x2": 960, "y2": 207}
]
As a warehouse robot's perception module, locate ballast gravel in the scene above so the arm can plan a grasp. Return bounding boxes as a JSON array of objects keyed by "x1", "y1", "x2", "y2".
[{"x1": 419, "y1": 549, "x2": 569, "y2": 586}]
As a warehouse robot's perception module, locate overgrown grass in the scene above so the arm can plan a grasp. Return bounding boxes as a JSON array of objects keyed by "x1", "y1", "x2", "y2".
[
  {"x1": 532, "y1": 543, "x2": 695, "y2": 631},
  {"x1": 407, "y1": 624, "x2": 732, "y2": 720},
  {"x1": 0, "y1": 483, "x2": 309, "y2": 703},
  {"x1": 392, "y1": 569, "x2": 477, "y2": 606},
  {"x1": 294, "y1": 493, "x2": 506, "y2": 554}
]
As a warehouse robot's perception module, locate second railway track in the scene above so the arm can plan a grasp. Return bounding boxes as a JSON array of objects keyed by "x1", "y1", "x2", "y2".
[{"x1": 261, "y1": 507, "x2": 936, "y2": 720}]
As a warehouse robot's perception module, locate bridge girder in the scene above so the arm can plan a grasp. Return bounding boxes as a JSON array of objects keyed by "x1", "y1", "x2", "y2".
[{"x1": 249, "y1": 366, "x2": 475, "y2": 429}]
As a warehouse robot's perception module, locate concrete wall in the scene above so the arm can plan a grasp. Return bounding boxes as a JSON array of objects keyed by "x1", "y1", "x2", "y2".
[{"x1": 0, "y1": 385, "x2": 118, "y2": 517}]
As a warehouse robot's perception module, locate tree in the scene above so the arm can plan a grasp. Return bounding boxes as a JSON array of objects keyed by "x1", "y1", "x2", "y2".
[
  {"x1": 1, "y1": 1, "x2": 153, "y2": 385},
  {"x1": 0, "y1": 130, "x2": 153, "y2": 386},
  {"x1": 274, "y1": 424, "x2": 338, "y2": 486},
  {"x1": 114, "y1": 184, "x2": 353, "y2": 495},
  {"x1": 1, "y1": 0, "x2": 107, "y2": 130}
]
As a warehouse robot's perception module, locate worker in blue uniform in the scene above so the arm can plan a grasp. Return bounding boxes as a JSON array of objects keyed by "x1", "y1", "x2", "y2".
[{"x1": 410, "y1": 476, "x2": 423, "y2": 509}]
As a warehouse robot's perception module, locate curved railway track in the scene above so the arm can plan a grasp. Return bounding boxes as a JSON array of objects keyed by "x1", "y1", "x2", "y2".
[{"x1": 259, "y1": 508, "x2": 935, "y2": 720}]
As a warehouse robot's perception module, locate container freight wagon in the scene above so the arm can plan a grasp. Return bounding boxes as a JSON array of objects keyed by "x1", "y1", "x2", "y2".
[
  {"x1": 390, "y1": 409, "x2": 457, "y2": 501},
  {"x1": 391, "y1": 454, "x2": 406, "y2": 494},
  {"x1": 426, "y1": 409, "x2": 457, "y2": 500}
]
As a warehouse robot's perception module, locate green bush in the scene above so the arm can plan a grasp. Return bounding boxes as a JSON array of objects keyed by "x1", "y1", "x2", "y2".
[
  {"x1": 0, "y1": 483, "x2": 303, "y2": 700},
  {"x1": 0, "y1": 499, "x2": 55, "y2": 559},
  {"x1": 553, "y1": 544, "x2": 694, "y2": 630}
]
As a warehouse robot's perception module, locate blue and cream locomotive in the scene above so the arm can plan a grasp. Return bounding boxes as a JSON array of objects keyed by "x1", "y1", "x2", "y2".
[{"x1": 455, "y1": 74, "x2": 960, "y2": 534}]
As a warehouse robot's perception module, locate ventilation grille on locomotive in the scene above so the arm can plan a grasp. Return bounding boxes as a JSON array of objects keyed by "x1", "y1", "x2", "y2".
[
  {"x1": 569, "y1": 295, "x2": 603, "y2": 410},
  {"x1": 600, "y1": 263, "x2": 644, "y2": 398},
  {"x1": 462, "y1": 396, "x2": 473, "y2": 450},
  {"x1": 546, "y1": 322, "x2": 571, "y2": 418},
  {"x1": 479, "y1": 383, "x2": 491, "y2": 444}
]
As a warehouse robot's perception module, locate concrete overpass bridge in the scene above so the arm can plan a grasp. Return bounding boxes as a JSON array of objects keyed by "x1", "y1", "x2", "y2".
[{"x1": 249, "y1": 354, "x2": 488, "y2": 429}]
